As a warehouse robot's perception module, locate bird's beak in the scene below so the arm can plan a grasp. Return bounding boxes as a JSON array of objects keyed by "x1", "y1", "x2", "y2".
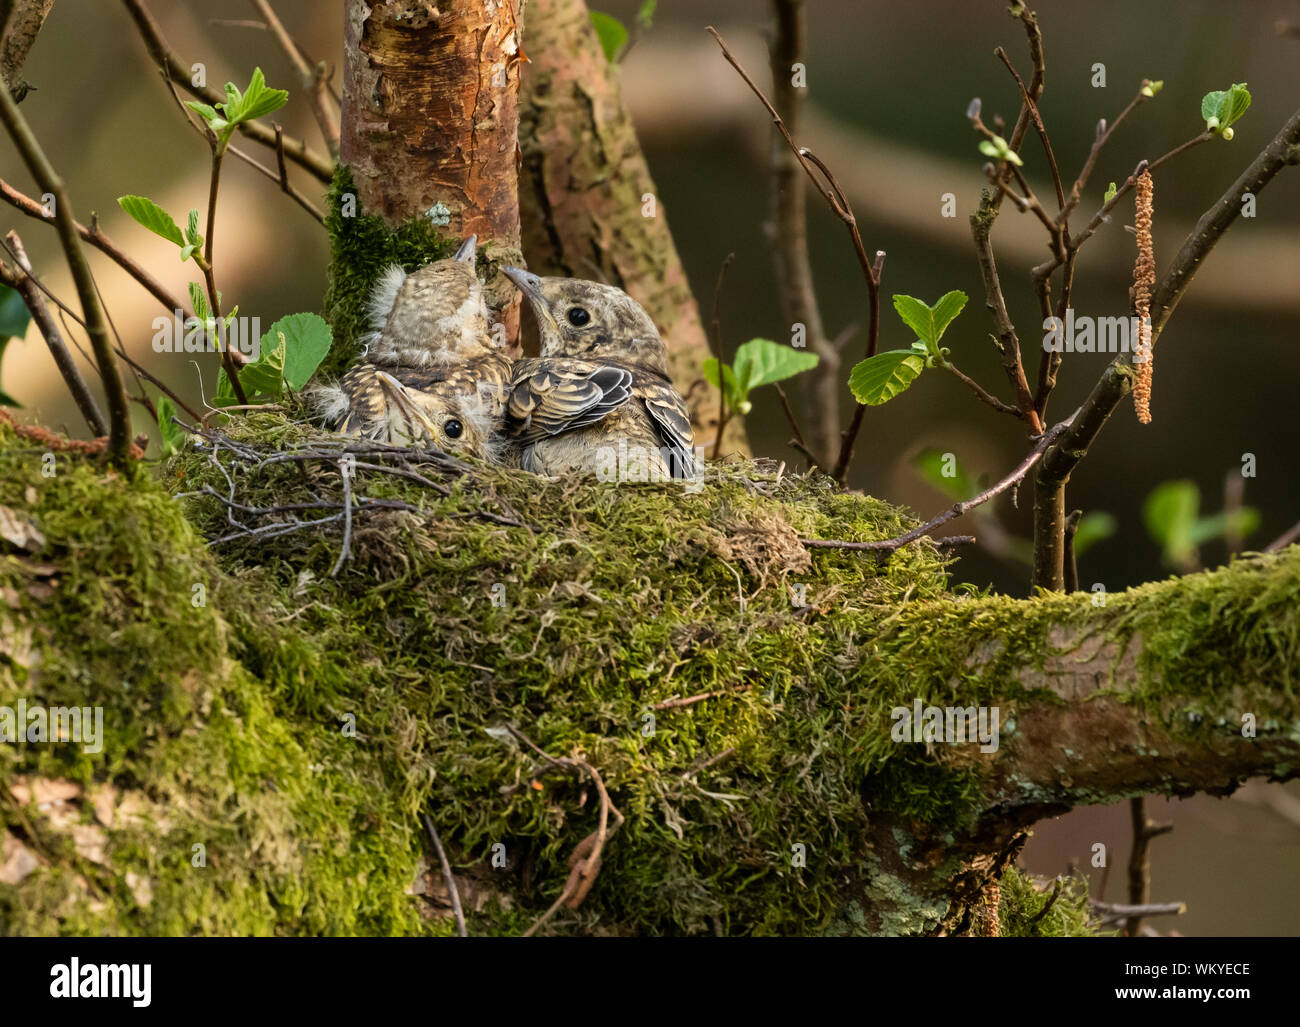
[
  {"x1": 502, "y1": 266, "x2": 557, "y2": 332},
  {"x1": 453, "y1": 235, "x2": 478, "y2": 263},
  {"x1": 375, "y1": 371, "x2": 438, "y2": 441}
]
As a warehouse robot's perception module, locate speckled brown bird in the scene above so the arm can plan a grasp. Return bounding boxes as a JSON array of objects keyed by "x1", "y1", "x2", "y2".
[
  {"x1": 502, "y1": 268, "x2": 695, "y2": 480},
  {"x1": 309, "y1": 236, "x2": 511, "y2": 455}
]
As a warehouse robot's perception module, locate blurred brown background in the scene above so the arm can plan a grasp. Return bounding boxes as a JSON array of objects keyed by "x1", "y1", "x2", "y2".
[{"x1": 4, "y1": 0, "x2": 1298, "y2": 934}]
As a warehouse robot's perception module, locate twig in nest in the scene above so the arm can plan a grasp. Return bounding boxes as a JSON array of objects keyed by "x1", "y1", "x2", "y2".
[
  {"x1": 422, "y1": 812, "x2": 467, "y2": 938},
  {"x1": 329, "y1": 454, "x2": 353, "y2": 577},
  {"x1": 651, "y1": 684, "x2": 754, "y2": 710},
  {"x1": 681, "y1": 747, "x2": 736, "y2": 780},
  {"x1": 502, "y1": 724, "x2": 624, "y2": 937}
]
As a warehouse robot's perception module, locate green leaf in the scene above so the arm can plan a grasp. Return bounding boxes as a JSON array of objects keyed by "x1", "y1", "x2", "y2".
[
  {"x1": 184, "y1": 100, "x2": 219, "y2": 123},
  {"x1": 1071, "y1": 511, "x2": 1116, "y2": 557},
  {"x1": 911, "y1": 447, "x2": 979, "y2": 502},
  {"x1": 1104, "y1": 181, "x2": 1118, "y2": 205},
  {"x1": 847, "y1": 350, "x2": 925, "y2": 406},
  {"x1": 1143, "y1": 480, "x2": 1199, "y2": 566},
  {"x1": 0, "y1": 284, "x2": 31, "y2": 408},
  {"x1": 589, "y1": 11, "x2": 628, "y2": 61},
  {"x1": 978, "y1": 135, "x2": 1023, "y2": 166},
  {"x1": 702, "y1": 358, "x2": 743, "y2": 410},
  {"x1": 1141, "y1": 79, "x2": 1163, "y2": 98},
  {"x1": 268, "y1": 312, "x2": 333, "y2": 389},
  {"x1": 117, "y1": 195, "x2": 184, "y2": 246},
  {"x1": 731, "y1": 338, "x2": 819, "y2": 395},
  {"x1": 187, "y1": 283, "x2": 209, "y2": 322},
  {"x1": 0, "y1": 284, "x2": 32, "y2": 339},
  {"x1": 234, "y1": 67, "x2": 288, "y2": 123},
  {"x1": 892, "y1": 291, "x2": 967, "y2": 351},
  {"x1": 637, "y1": 0, "x2": 657, "y2": 28},
  {"x1": 156, "y1": 395, "x2": 185, "y2": 457},
  {"x1": 1202, "y1": 82, "x2": 1250, "y2": 136},
  {"x1": 1188, "y1": 507, "x2": 1260, "y2": 547},
  {"x1": 215, "y1": 333, "x2": 285, "y2": 407}
]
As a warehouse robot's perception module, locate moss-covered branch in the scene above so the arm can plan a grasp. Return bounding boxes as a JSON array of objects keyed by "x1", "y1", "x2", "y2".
[{"x1": 1, "y1": 419, "x2": 1296, "y2": 936}]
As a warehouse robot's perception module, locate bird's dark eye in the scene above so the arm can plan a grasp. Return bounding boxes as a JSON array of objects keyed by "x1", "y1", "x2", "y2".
[
  {"x1": 443, "y1": 419, "x2": 464, "y2": 439},
  {"x1": 566, "y1": 306, "x2": 591, "y2": 327}
]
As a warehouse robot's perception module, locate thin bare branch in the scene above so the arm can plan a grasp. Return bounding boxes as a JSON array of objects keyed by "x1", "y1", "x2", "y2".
[{"x1": 0, "y1": 76, "x2": 131, "y2": 463}]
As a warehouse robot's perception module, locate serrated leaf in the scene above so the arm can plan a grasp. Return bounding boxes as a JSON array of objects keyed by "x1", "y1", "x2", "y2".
[
  {"x1": 1071, "y1": 511, "x2": 1116, "y2": 557},
  {"x1": 184, "y1": 101, "x2": 219, "y2": 123},
  {"x1": 893, "y1": 292, "x2": 967, "y2": 349},
  {"x1": 1202, "y1": 82, "x2": 1251, "y2": 134},
  {"x1": 117, "y1": 195, "x2": 184, "y2": 246},
  {"x1": 848, "y1": 350, "x2": 925, "y2": 406},
  {"x1": 731, "y1": 338, "x2": 819, "y2": 394},
  {"x1": 267, "y1": 312, "x2": 333, "y2": 389},
  {"x1": 235, "y1": 67, "x2": 288, "y2": 123},
  {"x1": 215, "y1": 334, "x2": 285, "y2": 407},
  {"x1": 1104, "y1": 182, "x2": 1118, "y2": 205},
  {"x1": 188, "y1": 283, "x2": 209, "y2": 321},
  {"x1": 589, "y1": 11, "x2": 628, "y2": 61}
]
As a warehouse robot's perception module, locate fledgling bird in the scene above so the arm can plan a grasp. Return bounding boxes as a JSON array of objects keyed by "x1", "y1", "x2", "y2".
[
  {"x1": 309, "y1": 236, "x2": 512, "y2": 457},
  {"x1": 501, "y1": 268, "x2": 695, "y2": 480}
]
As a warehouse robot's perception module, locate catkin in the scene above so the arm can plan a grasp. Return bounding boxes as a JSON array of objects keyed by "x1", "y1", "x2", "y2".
[{"x1": 1132, "y1": 169, "x2": 1156, "y2": 424}]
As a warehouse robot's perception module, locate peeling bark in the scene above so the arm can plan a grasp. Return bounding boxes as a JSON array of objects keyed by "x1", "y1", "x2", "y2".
[
  {"x1": 517, "y1": 0, "x2": 745, "y2": 453},
  {"x1": 340, "y1": 0, "x2": 525, "y2": 336}
]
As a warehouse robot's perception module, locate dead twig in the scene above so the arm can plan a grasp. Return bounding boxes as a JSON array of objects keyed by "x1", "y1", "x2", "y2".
[
  {"x1": 502, "y1": 725, "x2": 624, "y2": 937},
  {"x1": 422, "y1": 812, "x2": 468, "y2": 938}
]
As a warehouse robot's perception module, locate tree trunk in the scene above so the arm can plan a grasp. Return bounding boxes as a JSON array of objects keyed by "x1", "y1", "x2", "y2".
[{"x1": 340, "y1": 0, "x2": 525, "y2": 337}]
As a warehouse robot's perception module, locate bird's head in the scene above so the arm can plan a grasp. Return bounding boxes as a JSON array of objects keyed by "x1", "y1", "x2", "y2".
[
  {"x1": 364, "y1": 236, "x2": 493, "y2": 366},
  {"x1": 503, "y1": 269, "x2": 668, "y2": 377},
  {"x1": 374, "y1": 371, "x2": 498, "y2": 459}
]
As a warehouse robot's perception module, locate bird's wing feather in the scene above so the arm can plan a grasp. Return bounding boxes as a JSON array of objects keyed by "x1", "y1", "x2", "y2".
[
  {"x1": 336, "y1": 364, "x2": 387, "y2": 437},
  {"x1": 634, "y1": 372, "x2": 696, "y2": 479},
  {"x1": 507, "y1": 362, "x2": 633, "y2": 444}
]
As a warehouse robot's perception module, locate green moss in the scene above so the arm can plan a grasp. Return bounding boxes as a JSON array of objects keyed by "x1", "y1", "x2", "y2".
[
  {"x1": 998, "y1": 867, "x2": 1109, "y2": 937},
  {"x1": 3, "y1": 411, "x2": 1298, "y2": 936},
  {"x1": 321, "y1": 165, "x2": 465, "y2": 379}
]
